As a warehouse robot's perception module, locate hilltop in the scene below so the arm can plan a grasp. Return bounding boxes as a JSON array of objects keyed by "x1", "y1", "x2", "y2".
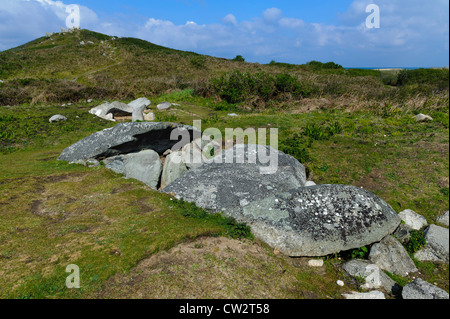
[{"x1": 1, "y1": 29, "x2": 448, "y2": 112}]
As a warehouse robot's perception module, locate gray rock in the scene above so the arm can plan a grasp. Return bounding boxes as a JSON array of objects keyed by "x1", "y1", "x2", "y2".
[
  {"x1": 369, "y1": 235, "x2": 418, "y2": 276},
  {"x1": 181, "y1": 137, "x2": 222, "y2": 170},
  {"x1": 342, "y1": 291, "x2": 386, "y2": 299},
  {"x1": 104, "y1": 150, "x2": 162, "y2": 189},
  {"x1": 58, "y1": 122, "x2": 198, "y2": 162},
  {"x1": 164, "y1": 144, "x2": 307, "y2": 209},
  {"x1": 415, "y1": 224, "x2": 449, "y2": 263},
  {"x1": 398, "y1": 209, "x2": 428, "y2": 230},
  {"x1": 128, "y1": 97, "x2": 151, "y2": 109},
  {"x1": 107, "y1": 101, "x2": 133, "y2": 117},
  {"x1": 89, "y1": 102, "x2": 115, "y2": 121},
  {"x1": 402, "y1": 278, "x2": 449, "y2": 299},
  {"x1": 164, "y1": 152, "x2": 400, "y2": 256},
  {"x1": 228, "y1": 113, "x2": 239, "y2": 117},
  {"x1": 342, "y1": 259, "x2": 399, "y2": 293},
  {"x1": 437, "y1": 211, "x2": 449, "y2": 227},
  {"x1": 128, "y1": 98, "x2": 151, "y2": 122},
  {"x1": 157, "y1": 102, "x2": 172, "y2": 110},
  {"x1": 49, "y1": 114, "x2": 67, "y2": 123},
  {"x1": 161, "y1": 151, "x2": 189, "y2": 189}
]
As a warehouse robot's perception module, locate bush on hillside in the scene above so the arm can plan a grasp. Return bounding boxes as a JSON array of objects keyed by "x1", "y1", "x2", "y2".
[{"x1": 209, "y1": 71, "x2": 310, "y2": 105}]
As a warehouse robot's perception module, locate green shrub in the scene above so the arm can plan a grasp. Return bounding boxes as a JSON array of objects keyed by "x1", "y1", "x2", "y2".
[
  {"x1": 210, "y1": 71, "x2": 309, "y2": 105},
  {"x1": 306, "y1": 61, "x2": 344, "y2": 70},
  {"x1": 303, "y1": 121, "x2": 342, "y2": 141},
  {"x1": 405, "y1": 230, "x2": 426, "y2": 254},
  {"x1": 397, "y1": 68, "x2": 449, "y2": 90},
  {"x1": 232, "y1": 55, "x2": 245, "y2": 62}
]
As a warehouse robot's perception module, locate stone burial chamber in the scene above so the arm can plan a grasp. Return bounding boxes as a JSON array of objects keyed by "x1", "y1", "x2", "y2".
[{"x1": 58, "y1": 122, "x2": 402, "y2": 257}]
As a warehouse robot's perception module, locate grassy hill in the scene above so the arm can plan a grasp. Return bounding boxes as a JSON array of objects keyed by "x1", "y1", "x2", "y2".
[
  {"x1": 0, "y1": 29, "x2": 448, "y2": 299},
  {"x1": 1, "y1": 29, "x2": 448, "y2": 110}
]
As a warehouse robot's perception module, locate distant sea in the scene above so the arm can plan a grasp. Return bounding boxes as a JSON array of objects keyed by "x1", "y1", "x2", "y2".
[
  {"x1": 346, "y1": 67, "x2": 430, "y2": 70},
  {"x1": 346, "y1": 66, "x2": 448, "y2": 70}
]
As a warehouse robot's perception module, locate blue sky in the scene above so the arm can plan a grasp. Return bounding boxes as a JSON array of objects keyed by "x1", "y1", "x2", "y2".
[{"x1": 0, "y1": 0, "x2": 448, "y2": 67}]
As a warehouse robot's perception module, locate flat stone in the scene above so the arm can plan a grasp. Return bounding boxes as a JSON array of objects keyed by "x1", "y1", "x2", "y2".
[
  {"x1": 157, "y1": 102, "x2": 172, "y2": 110},
  {"x1": 49, "y1": 114, "x2": 67, "y2": 123},
  {"x1": 342, "y1": 291, "x2": 385, "y2": 299},
  {"x1": 402, "y1": 278, "x2": 449, "y2": 299},
  {"x1": 58, "y1": 122, "x2": 199, "y2": 162},
  {"x1": 308, "y1": 259, "x2": 324, "y2": 267}
]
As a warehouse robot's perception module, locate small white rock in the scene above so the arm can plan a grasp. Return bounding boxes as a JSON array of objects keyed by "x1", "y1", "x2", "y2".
[
  {"x1": 342, "y1": 291, "x2": 385, "y2": 299},
  {"x1": 398, "y1": 209, "x2": 428, "y2": 230},
  {"x1": 337, "y1": 280, "x2": 345, "y2": 287},
  {"x1": 308, "y1": 259, "x2": 324, "y2": 267},
  {"x1": 415, "y1": 113, "x2": 433, "y2": 122}
]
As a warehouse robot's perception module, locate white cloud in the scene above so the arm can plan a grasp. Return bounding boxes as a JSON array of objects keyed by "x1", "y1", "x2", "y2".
[
  {"x1": 0, "y1": 1, "x2": 448, "y2": 67},
  {"x1": 222, "y1": 14, "x2": 237, "y2": 26},
  {"x1": 262, "y1": 8, "x2": 282, "y2": 23},
  {"x1": 0, "y1": 0, "x2": 98, "y2": 50}
]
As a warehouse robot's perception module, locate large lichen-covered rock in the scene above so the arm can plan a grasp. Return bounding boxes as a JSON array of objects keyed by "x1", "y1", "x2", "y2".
[
  {"x1": 58, "y1": 122, "x2": 198, "y2": 162},
  {"x1": 164, "y1": 146, "x2": 400, "y2": 256},
  {"x1": 238, "y1": 185, "x2": 400, "y2": 256}
]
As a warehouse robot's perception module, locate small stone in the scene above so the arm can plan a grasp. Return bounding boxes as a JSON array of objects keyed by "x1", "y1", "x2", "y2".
[
  {"x1": 157, "y1": 102, "x2": 172, "y2": 110},
  {"x1": 342, "y1": 291, "x2": 385, "y2": 299},
  {"x1": 305, "y1": 181, "x2": 317, "y2": 187},
  {"x1": 437, "y1": 211, "x2": 449, "y2": 227},
  {"x1": 398, "y1": 209, "x2": 428, "y2": 230},
  {"x1": 415, "y1": 114, "x2": 433, "y2": 122},
  {"x1": 144, "y1": 112, "x2": 156, "y2": 121},
  {"x1": 308, "y1": 259, "x2": 324, "y2": 267},
  {"x1": 337, "y1": 280, "x2": 345, "y2": 287},
  {"x1": 49, "y1": 115, "x2": 67, "y2": 123}
]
